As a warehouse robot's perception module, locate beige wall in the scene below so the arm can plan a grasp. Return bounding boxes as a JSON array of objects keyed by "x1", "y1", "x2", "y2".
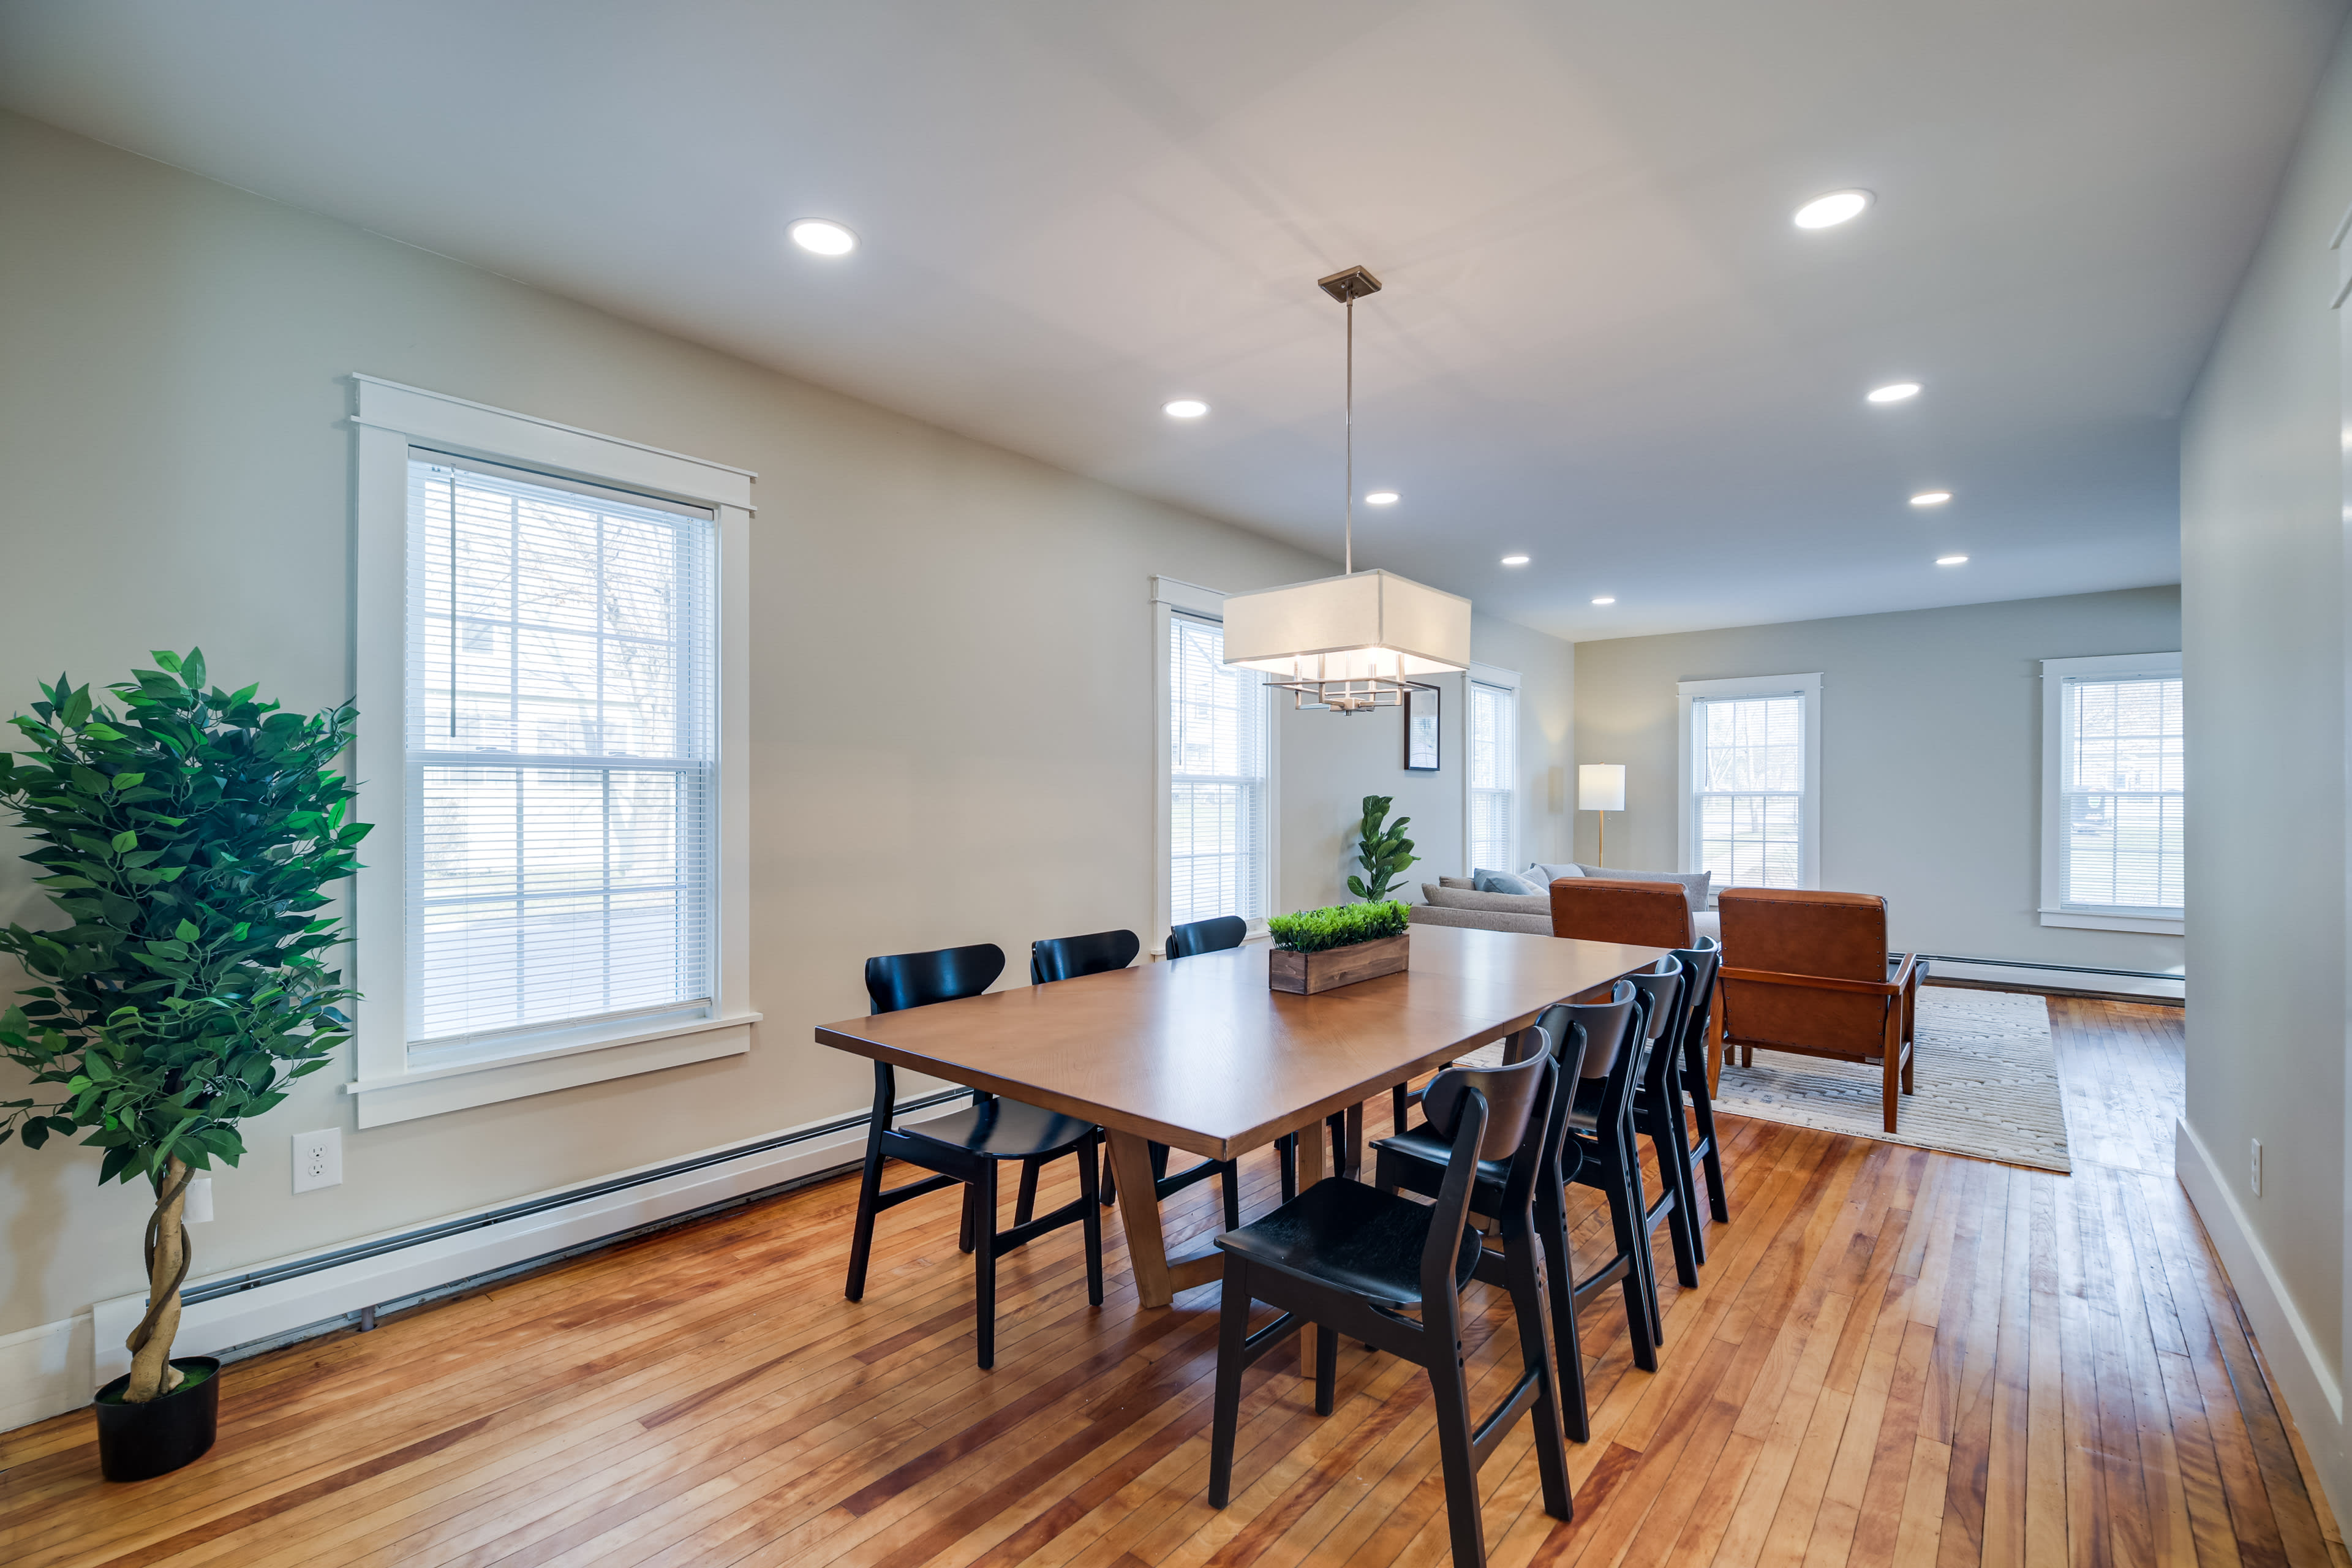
[
  {"x1": 1572, "y1": 587, "x2": 2183, "y2": 970},
  {"x1": 2178, "y1": 13, "x2": 2352, "y2": 1517},
  {"x1": 0, "y1": 111, "x2": 1572, "y2": 1338}
]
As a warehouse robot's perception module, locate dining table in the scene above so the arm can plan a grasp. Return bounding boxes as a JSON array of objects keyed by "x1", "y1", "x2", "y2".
[{"x1": 813, "y1": 923, "x2": 1671, "y2": 1327}]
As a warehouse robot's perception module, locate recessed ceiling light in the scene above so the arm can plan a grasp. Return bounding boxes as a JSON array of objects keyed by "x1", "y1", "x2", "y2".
[
  {"x1": 1866, "y1": 381, "x2": 1922, "y2": 404},
  {"x1": 1500, "y1": 555, "x2": 1530, "y2": 567},
  {"x1": 1793, "y1": 189, "x2": 1873, "y2": 229},
  {"x1": 1910, "y1": 490, "x2": 1953, "y2": 507},
  {"x1": 1162, "y1": 399, "x2": 1210, "y2": 419},
  {"x1": 1364, "y1": 491, "x2": 1400, "y2": 506},
  {"x1": 1591, "y1": 595, "x2": 1616, "y2": 605},
  {"x1": 1936, "y1": 554, "x2": 1969, "y2": 566},
  {"x1": 788, "y1": 219, "x2": 858, "y2": 257}
]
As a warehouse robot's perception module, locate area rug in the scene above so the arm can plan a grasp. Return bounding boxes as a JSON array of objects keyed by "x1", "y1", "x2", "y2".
[{"x1": 1711, "y1": 986, "x2": 2072, "y2": 1172}]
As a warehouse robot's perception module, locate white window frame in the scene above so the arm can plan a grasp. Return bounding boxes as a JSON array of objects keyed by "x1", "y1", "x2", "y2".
[
  {"x1": 1151, "y1": 576, "x2": 1280, "y2": 954},
  {"x1": 1676, "y1": 672, "x2": 1823, "y2": 892},
  {"x1": 347, "y1": 376, "x2": 758, "y2": 1126},
  {"x1": 2038, "y1": 651, "x2": 2184, "y2": 935},
  {"x1": 1463, "y1": 662, "x2": 1521, "y2": 875}
]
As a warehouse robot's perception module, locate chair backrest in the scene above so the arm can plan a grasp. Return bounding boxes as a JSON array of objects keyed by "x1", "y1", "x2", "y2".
[
  {"x1": 1561, "y1": 981, "x2": 1639, "y2": 1083},
  {"x1": 1417, "y1": 1051, "x2": 1556, "y2": 1297},
  {"x1": 1716, "y1": 888, "x2": 1886, "y2": 981},
  {"x1": 1669, "y1": 937, "x2": 1721, "y2": 1078},
  {"x1": 1031, "y1": 928, "x2": 1141, "y2": 984},
  {"x1": 864, "y1": 943, "x2": 1007, "y2": 1015},
  {"x1": 1550, "y1": 880, "x2": 1695, "y2": 948},
  {"x1": 1575, "y1": 974, "x2": 1654, "y2": 1160},
  {"x1": 1166, "y1": 914, "x2": 1247, "y2": 960},
  {"x1": 1624, "y1": 954, "x2": 1686, "y2": 1044}
]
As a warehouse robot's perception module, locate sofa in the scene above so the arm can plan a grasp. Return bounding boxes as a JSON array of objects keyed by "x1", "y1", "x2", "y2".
[{"x1": 1410, "y1": 869, "x2": 1720, "y2": 943}]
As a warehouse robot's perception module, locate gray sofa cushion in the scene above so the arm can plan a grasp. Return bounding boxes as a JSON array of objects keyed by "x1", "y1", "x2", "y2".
[
  {"x1": 1409, "y1": 903, "x2": 1555, "y2": 937},
  {"x1": 1420, "y1": 883, "x2": 1553, "y2": 916},
  {"x1": 1574, "y1": 863, "x2": 1713, "y2": 911}
]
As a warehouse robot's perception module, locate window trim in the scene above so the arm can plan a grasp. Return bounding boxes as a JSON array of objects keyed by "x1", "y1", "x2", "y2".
[
  {"x1": 1463, "y1": 662, "x2": 1521, "y2": 875},
  {"x1": 1150, "y1": 576, "x2": 1279, "y2": 954},
  {"x1": 347, "y1": 375, "x2": 759, "y2": 1126},
  {"x1": 1675, "y1": 672, "x2": 1823, "y2": 892},
  {"x1": 2038, "y1": 650, "x2": 2184, "y2": 935}
]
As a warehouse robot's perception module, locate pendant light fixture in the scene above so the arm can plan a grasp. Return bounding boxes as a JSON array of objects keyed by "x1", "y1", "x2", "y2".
[{"x1": 1222, "y1": 266, "x2": 1471, "y2": 714}]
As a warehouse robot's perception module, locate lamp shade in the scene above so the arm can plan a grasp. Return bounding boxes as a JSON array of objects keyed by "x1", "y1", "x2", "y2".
[
  {"x1": 1578, "y1": 764, "x2": 1626, "y2": 812},
  {"x1": 1221, "y1": 569, "x2": 1471, "y2": 678}
]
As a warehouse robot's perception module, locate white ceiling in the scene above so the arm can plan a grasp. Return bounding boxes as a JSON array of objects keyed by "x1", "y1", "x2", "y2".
[{"x1": 2, "y1": 0, "x2": 2340, "y2": 639}]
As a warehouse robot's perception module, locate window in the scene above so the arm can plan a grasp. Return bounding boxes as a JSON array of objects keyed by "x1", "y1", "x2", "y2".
[
  {"x1": 1167, "y1": 610, "x2": 1271, "y2": 926},
  {"x1": 1677, "y1": 673, "x2": 1822, "y2": 891},
  {"x1": 2040, "y1": 652, "x2": 2183, "y2": 933},
  {"x1": 405, "y1": 456, "x2": 716, "y2": 1064},
  {"x1": 350, "y1": 376, "x2": 755, "y2": 1126},
  {"x1": 1466, "y1": 668, "x2": 1519, "y2": 874}
]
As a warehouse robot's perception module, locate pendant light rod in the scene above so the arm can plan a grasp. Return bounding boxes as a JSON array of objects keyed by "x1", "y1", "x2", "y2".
[{"x1": 1317, "y1": 265, "x2": 1382, "y2": 579}]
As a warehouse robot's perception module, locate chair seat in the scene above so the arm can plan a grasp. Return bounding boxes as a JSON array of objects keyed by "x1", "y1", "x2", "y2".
[
  {"x1": 1215, "y1": 1177, "x2": 1479, "y2": 1308},
  {"x1": 1371, "y1": 1126, "x2": 1510, "y2": 1188},
  {"x1": 902, "y1": 1098, "x2": 1099, "y2": 1160}
]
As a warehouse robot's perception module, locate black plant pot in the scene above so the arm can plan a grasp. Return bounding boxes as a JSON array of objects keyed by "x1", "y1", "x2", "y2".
[{"x1": 93, "y1": 1357, "x2": 220, "y2": 1482}]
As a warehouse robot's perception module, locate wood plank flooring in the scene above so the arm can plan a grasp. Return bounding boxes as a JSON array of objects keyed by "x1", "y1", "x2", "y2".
[{"x1": 3, "y1": 995, "x2": 2343, "y2": 1568}]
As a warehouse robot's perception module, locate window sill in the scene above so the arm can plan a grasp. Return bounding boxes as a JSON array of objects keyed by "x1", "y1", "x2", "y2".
[
  {"x1": 348, "y1": 1012, "x2": 763, "y2": 1127},
  {"x1": 2038, "y1": 910, "x2": 2184, "y2": 936}
]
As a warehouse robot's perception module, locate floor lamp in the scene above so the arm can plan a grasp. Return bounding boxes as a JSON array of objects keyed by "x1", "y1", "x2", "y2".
[{"x1": 1579, "y1": 764, "x2": 1626, "y2": 865}]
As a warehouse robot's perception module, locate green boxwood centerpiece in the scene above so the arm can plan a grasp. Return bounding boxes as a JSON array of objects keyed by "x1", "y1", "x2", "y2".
[{"x1": 1267, "y1": 900, "x2": 1409, "y2": 953}]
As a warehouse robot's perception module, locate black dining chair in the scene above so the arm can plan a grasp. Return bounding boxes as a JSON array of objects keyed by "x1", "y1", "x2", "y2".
[
  {"x1": 1165, "y1": 914, "x2": 1247, "y2": 959},
  {"x1": 1208, "y1": 1049, "x2": 1573, "y2": 1568},
  {"x1": 1627, "y1": 957, "x2": 1701, "y2": 1305},
  {"x1": 1031, "y1": 928, "x2": 1243, "y2": 1231},
  {"x1": 844, "y1": 943, "x2": 1104, "y2": 1370},
  {"x1": 1562, "y1": 978, "x2": 1663, "y2": 1373},
  {"x1": 1668, "y1": 938, "x2": 1730, "y2": 1232}
]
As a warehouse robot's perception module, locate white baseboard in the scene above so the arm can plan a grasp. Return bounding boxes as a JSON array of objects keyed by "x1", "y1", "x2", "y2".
[
  {"x1": 5, "y1": 1096, "x2": 962, "y2": 1434},
  {"x1": 1926, "y1": 958, "x2": 2183, "y2": 1001},
  {"x1": 2175, "y1": 1117, "x2": 2351, "y2": 1526}
]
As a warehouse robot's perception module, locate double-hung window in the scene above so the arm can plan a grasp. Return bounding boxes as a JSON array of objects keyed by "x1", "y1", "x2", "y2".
[
  {"x1": 2040, "y1": 653, "x2": 2183, "y2": 933},
  {"x1": 405, "y1": 456, "x2": 717, "y2": 1063},
  {"x1": 1466, "y1": 667, "x2": 1520, "y2": 874},
  {"x1": 1677, "y1": 673, "x2": 1822, "y2": 889},
  {"x1": 1166, "y1": 609, "x2": 1271, "y2": 927},
  {"x1": 350, "y1": 376, "x2": 754, "y2": 1126}
]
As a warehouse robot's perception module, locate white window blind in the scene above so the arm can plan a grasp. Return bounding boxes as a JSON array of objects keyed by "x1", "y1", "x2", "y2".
[
  {"x1": 1169, "y1": 612, "x2": 1269, "y2": 925},
  {"x1": 1692, "y1": 692, "x2": 1806, "y2": 888},
  {"x1": 405, "y1": 454, "x2": 718, "y2": 1065},
  {"x1": 1468, "y1": 680, "x2": 1517, "y2": 873},
  {"x1": 2057, "y1": 674, "x2": 2184, "y2": 913}
]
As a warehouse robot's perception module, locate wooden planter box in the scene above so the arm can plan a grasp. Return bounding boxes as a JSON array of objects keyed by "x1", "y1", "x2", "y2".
[{"x1": 1268, "y1": 932, "x2": 1410, "y2": 995}]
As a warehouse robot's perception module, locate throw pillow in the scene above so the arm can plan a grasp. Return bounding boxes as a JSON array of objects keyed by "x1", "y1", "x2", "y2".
[
  {"x1": 1474, "y1": 869, "x2": 1543, "y2": 895},
  {"x1": 1574, "y1": 863, "x2": 1713, "y2": 911}
]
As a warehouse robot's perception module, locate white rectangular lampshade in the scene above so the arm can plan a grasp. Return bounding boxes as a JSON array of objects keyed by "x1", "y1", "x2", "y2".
[
  {"x1": 1578, "y1": 763, "x2": 1626, "y2": 812},
  {"x1": 1221, "y1": 569, "x2": 1472, "y2": 677}
]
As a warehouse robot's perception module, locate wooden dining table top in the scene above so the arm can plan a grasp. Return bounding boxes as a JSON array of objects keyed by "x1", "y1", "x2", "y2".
[{"x1": 812, "y1": 924, "x2": 1670, "y2": 1161}]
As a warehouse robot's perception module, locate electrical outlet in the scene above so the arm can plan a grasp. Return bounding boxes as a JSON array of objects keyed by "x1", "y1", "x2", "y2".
[
  {"x1": 2250, "y1": 1137, "x2": 2263, "y2": 1198},
  {"x1": 292, "y1": 1128, "x2": 343, "y2": 1193}
]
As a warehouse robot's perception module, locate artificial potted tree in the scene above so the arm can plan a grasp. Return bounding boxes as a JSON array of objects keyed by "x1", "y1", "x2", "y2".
[
  {"x1": 1345, "y1": 794, "x2": 1419, "y2": 903},
  {"x1": 0, "y1": 650, "x2": 365, "y2": 1481}
]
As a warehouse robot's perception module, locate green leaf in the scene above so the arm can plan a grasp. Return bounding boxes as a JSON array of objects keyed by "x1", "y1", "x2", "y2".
[
  {"x1": 173, "y1": 919, "x2": 201, "y2": 943},
  {"x1": 150, "y1": 650, "x2": 183, "y2": 674},
  {"x1": 110, "y1": 829, "x2": 138, "y2": 852}
]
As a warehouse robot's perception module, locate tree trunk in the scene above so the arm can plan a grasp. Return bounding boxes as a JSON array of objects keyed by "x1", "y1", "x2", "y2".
[{"x1": 124, "y1": 1158, "x2": 192, "y2": 1402}]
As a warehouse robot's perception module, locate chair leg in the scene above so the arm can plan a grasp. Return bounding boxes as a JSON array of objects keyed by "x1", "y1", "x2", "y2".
[
  {"x1": 1314, "y1": 1309, "x2": 1340, "y2": 1415},
  {"x1": 1506, "y1": 1235, "x2": 1574, "y2": 1521},
  {"x1": 1883, "y1": 1023, "x2": 1902, "y2": 1134},
  {"x1": 1687, "y1": 1072, "x2": 1730, "y2": 1224},
  {"x1": 1208, "y1": 1262, "x2": 1253, "y2": 1508},
  {"x1": 1623, "y1": 1122, "x2": 1666, "y2": 1346},
  {"x1": 1902, "y1": 1038, "x2": 1915, "y2": 1095},
  {"x1": 1099, "y1": 1142, "x2": 1118, "y2": 1208},
  {"x1": 1278, "y1": 1134, "x2": 1298, "y2": 1203},
  {"x1": 958, "y1": 1179, "x2": 978, "y2": 1254},
  {"x1": 1077, "y1": 1134, "x2": 1106, "y2": 1306},
  {"x1": 1604, "y1": 1131, "x2": 1661, "y2": 1367},
  {"x1": 1014, "y1": 1158, "x2": 1040, "y2": 1227},
  {"x1": 972, "y1": 1161, "x2": 999, "y2": 1370},
  {"x1": 844, "y1": 1121, "x2": 888, "y2": 1302},
  {"x1": 1392, "y1": 1080, "x2": 1411, "y2": 1136},
  {"x1": 1652, "y1": 1103, "x2": 1703, "y2": 1284},
  {"x1": 1219, "y1": 1161, "x2": 1242, "y2": 1233},
  {"x1": 1536, "y1": 1185, "x2": 1589, "y2": 1441},
  {"x1": 1424, "y1": 1324, "x2": 1488, "y2": 1568}
]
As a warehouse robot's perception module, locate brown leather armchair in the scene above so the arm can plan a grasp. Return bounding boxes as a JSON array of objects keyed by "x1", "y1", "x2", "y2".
[
  {"x1": 1716, "y1": 888, "x2": 1921, "y2": 1133},
  {"x1": 1548, "y1": 878, "x2": 1695, "y2": 949}
]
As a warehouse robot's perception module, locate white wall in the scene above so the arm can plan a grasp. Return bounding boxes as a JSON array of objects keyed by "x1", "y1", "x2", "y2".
[
  {"x1": 0, "y1": 110, "x2": 1573, "y2": 1362},
  {"x1": 2177, "y1": 14, "x2": 2352, "y2": 1525},
  {"x1": 1572, "y1": 587, "x2": 2183, "y2": 976}
]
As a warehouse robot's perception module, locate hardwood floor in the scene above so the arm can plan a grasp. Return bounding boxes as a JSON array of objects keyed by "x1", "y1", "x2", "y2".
[{"x1": 4, "y1": 995, "x2": 2344, "y2": 1567}]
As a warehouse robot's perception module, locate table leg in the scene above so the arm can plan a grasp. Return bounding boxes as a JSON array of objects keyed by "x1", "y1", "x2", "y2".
[{"x1": 1107, "y1": 1130, "x2": 1221, "y2": 1308}]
